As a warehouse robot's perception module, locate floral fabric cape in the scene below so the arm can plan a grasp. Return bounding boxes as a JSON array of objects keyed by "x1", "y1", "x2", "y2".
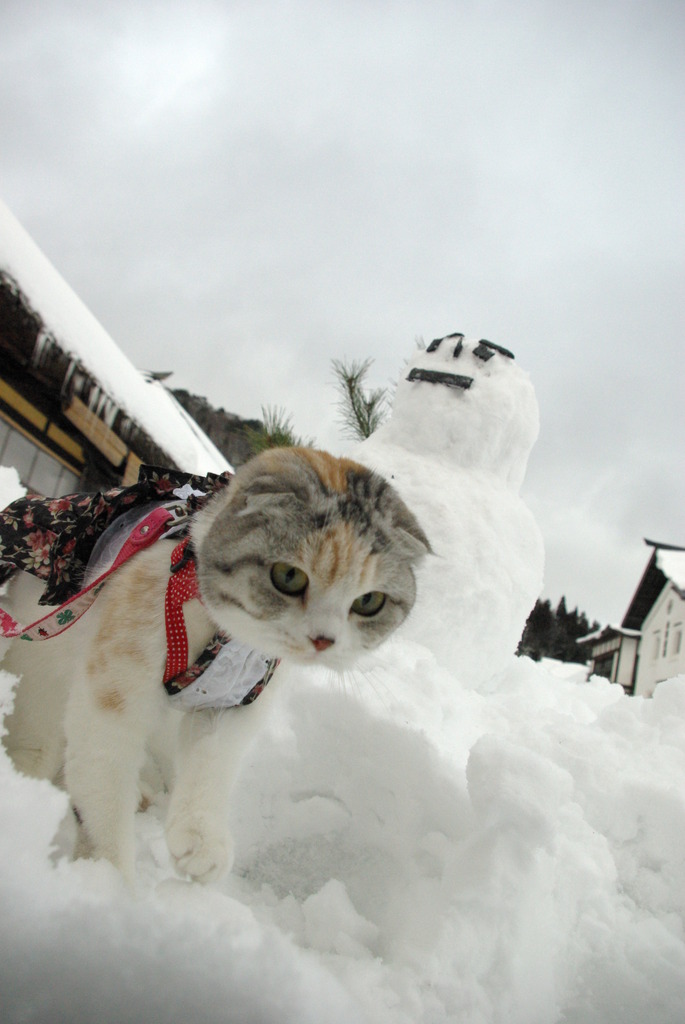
[{"x1": 0, "y1": 464, "x2": 232, "y2": 606}]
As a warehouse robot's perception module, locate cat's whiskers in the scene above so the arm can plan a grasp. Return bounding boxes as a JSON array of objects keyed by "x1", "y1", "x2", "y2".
[
  {"x1": 343, "y1": 668, "x2": 364, "y2": 704},
  {"x1": 317, "y1": 662, "x2": 392, "y2": 716},
  {"x1": 359, "y1": 666, "x2": 395, "y2": 714},
  {"x1": 331, "y1": 667, "x2": 358, "y2": 700},
  {"x1": 344, "y1": 661, "x2": 394, "y2": 714}
]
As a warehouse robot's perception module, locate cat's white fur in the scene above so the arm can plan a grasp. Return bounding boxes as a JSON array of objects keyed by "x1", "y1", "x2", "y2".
[
  {"x1": 2, "y1": 448, "x2": 429, "y2": 885},
  {"x1": 3, "y1": 552, "x2": 278, "y2": 886}
]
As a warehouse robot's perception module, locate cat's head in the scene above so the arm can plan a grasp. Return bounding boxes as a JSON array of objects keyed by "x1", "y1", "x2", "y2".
[{"x1": 192, "y1": 447, "x2": 430, "y2": 669}]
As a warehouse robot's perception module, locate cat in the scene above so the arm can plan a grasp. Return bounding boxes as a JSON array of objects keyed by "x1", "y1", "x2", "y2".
[{"x1": 1, "y1": 447, "x2": 430, "y2": 885}]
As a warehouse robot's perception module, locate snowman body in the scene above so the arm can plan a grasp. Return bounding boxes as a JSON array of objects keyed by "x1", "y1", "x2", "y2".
[{"x1": 355, "y1": 335, "x2": 544, "y2": 682}]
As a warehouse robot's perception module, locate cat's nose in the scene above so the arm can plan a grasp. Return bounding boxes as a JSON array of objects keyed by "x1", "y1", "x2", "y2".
[{"x1": 310, "y1": 634, "x2": 335, "y2": 652}]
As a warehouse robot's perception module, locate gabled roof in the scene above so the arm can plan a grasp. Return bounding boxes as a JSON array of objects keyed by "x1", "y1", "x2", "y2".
[
  {"x1": 621, "y1": 539, "x2": 685, "y2": 631},
  {"x1": 577, "y1": 624, "x2": 641, "y2": 646},
  {"x1": 0, "y1": 198, "x2": 230, "y2": 475}
]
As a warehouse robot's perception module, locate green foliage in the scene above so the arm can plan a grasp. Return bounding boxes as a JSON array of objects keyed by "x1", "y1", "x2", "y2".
[
  {"x1": 331, "y1": 357, "x2": 389, "y2": 441},
  {"x1": 517, "y1": 596, "x2": 600, "y2": 663},
  {"x1": 244, "y1": 405, "x2": 313, "y2": 454}
]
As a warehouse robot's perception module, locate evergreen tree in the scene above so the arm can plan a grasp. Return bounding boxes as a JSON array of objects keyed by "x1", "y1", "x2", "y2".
[
  {"x1": 517, "y1": 598, "x2": 555, "y2": 660},
  {"x1": 517, "y1": 597, "x2": 599, "y2": 663}
]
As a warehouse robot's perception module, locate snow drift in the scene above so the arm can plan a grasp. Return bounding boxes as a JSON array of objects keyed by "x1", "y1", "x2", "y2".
[{"x1": 1, "y1": 339, "x2": 684, "y2": 1024}]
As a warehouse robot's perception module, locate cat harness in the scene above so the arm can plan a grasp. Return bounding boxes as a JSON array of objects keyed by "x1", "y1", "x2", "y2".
[{"x1": 0, "y1": 465, "x2": 278, "y2": 710}]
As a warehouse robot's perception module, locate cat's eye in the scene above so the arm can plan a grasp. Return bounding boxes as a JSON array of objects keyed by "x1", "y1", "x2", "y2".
[
  {"x1": 351, "y1": 591, "x2": 386, "y2": 617},
  {"x1": 270, "y1": 562, "x2": 309, "y2": 596}
]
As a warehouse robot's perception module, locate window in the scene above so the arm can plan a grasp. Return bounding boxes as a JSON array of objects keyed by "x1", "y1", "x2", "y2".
[
  {"x1": 653, "y1": 632, "x2": 661, "y2": 660},
  {"x1": 593, "y1": 653, "x2": 615, "y2": 680},
  {"x1": 0, "y1": 420, "x2": 37, "y2": 477},
  {"x1": 0, "y1": 420, "x2": 79, "y2": 496},
  {"x1": 672, "y1": 628, "x2": 682, "y2": 657}
]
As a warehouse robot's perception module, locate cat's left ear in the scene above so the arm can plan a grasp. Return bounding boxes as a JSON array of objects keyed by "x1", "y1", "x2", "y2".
[{"x1": 389, "y1": 500, "x2": 432, "y2": 560}]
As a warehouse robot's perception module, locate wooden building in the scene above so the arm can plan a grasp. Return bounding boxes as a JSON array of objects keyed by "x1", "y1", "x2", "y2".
[
  {"x1": 576, "y1": 624, "x2": 641, "y2": 692},
  {"x1": 0, "y1": 200, "x2": 228, "y2": 495}
]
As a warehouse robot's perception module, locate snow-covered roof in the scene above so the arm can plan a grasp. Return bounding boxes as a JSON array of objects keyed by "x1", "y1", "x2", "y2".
[
  {"x1": 656, "y1": 548, "x2": 685, "y2": 593},
  {"x1": 0, "y1": 198, "x2": 230, "y2": 475},
  {"x1": 577, "y1": 624, "x2": 641, "y2": 645},
  {"x1": 621, "y1": 540, "x2": 685, "y2": 631}
]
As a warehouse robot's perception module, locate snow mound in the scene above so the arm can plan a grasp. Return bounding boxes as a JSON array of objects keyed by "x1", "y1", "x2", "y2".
[
  {"x1": 1, "y1": 341, "x2": 684, "y2": 1023},
  {"x1": 1, "y1": 657, "x2": 684, "y2": 1024}
]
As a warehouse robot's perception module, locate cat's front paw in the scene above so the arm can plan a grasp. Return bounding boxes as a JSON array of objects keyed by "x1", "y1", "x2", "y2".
[{"x1": 165, "y1": 817, "x2": 234, "y2": 883}]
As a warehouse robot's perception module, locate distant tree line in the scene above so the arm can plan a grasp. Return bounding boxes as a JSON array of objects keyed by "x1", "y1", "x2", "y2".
[{"x1": 517, "y1": 597, "x2": 600, "y2": 663}]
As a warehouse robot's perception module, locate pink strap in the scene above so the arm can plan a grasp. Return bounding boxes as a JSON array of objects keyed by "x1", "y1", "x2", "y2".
[{"x1": 0, "y1": 506, "x2": 174, "y2": 642}]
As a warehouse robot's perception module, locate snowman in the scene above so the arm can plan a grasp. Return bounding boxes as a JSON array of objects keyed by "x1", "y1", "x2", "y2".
[{"x1": 354, "y1": 334, "x2": 544, "y2": 683}]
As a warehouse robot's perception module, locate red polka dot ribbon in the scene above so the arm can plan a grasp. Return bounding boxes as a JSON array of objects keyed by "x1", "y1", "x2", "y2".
[{"x1": 163, "y1": 537, "x2": 201, "y2": 685}]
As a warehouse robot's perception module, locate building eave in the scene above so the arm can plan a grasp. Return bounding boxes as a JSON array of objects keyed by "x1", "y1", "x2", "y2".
[
  {"x1": 577, "y1": 624, "x2": 641, "y2": 647},
  {"x1": 0, "y1": 270, "x2": 175, "y2": 475},
  {"x1": 621, "y1": 539, "x2": 685, "y2": 632}
]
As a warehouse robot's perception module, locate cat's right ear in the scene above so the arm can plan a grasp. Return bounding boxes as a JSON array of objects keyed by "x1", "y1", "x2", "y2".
[
  {"x1": 235, "y1": 488, "x2": 301, "y2": 516},
  {"x1": 228, "y1": 472, "x2": 307, "y2": 522},
  {"x1": 228, "y1": 453, "x2": 313, "y2": 515}
]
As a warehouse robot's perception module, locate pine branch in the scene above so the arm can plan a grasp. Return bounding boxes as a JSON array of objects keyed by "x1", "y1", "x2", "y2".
[
  {"x1": 244, "y1": 405, "x2": 313, "y2": 453},
  {"x1": 331, "y1": 357, "x2": 388, "y2": 441}
]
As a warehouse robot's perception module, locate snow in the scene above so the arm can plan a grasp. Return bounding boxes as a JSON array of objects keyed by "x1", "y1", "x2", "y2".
[
  {"x1": 2, "y1": 341, "x2": 685, "y2": 1024},
  {"x1": 539, "y1": 657, "x2": 590, "y2": 682},
  {"x1": 579, "y1": 625, "x2": 642, "y2": 644},
  {"x1": 657, "y1": 549, "x2": 685, "y2": 593},
  {"x1": 354, "y1": 335, "x2": 544, "y2": 681},
  {"x1": 0, "y1": 198, "x2": 230, "y2": 475}
]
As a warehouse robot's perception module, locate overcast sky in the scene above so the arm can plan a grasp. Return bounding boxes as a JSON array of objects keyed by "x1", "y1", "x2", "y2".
[{"x1": 1, "y1": 0, "x2": 683, "y2": 625}]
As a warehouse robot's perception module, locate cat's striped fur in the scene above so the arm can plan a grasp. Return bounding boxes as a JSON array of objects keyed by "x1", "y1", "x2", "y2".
[{"x1": 194, "y1": 447, "x2": 430, "y2": 668}]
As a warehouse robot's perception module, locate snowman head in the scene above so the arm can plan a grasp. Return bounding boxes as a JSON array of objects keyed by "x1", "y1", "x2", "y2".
[{"x1": 385, "y1": 334, "x2": 539, "y2": 491}]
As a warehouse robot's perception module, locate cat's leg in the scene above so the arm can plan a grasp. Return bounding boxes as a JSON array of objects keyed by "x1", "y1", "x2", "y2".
[
  {"x1": 63, "y1": 665, "x2": 164, "y2": 886},
  {"x1": 166, "y1": 675, "x2": 282, "y2": 883},
  {"x1": 2, "y1": 640, "x2": 70, "y2": 781},
  {"x1": 1, "y1": 574, "x2": 71, "y2": 781},
  {"x1": 59, "y1": 544, "x2": 172, "y2": 884}
]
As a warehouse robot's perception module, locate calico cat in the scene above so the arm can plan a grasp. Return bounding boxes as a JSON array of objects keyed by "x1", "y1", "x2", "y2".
[{"x1": 2, "y1": 447, "x2": 429, "y2": 885}]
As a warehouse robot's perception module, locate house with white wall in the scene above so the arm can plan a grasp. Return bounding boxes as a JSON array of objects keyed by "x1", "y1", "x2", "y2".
[
  {"x1": 579, "y1": 540, "x2": 685, "y2": 696},
  {"x1": 631, "y1": 546, "x2": 685, "y2": 697}
]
